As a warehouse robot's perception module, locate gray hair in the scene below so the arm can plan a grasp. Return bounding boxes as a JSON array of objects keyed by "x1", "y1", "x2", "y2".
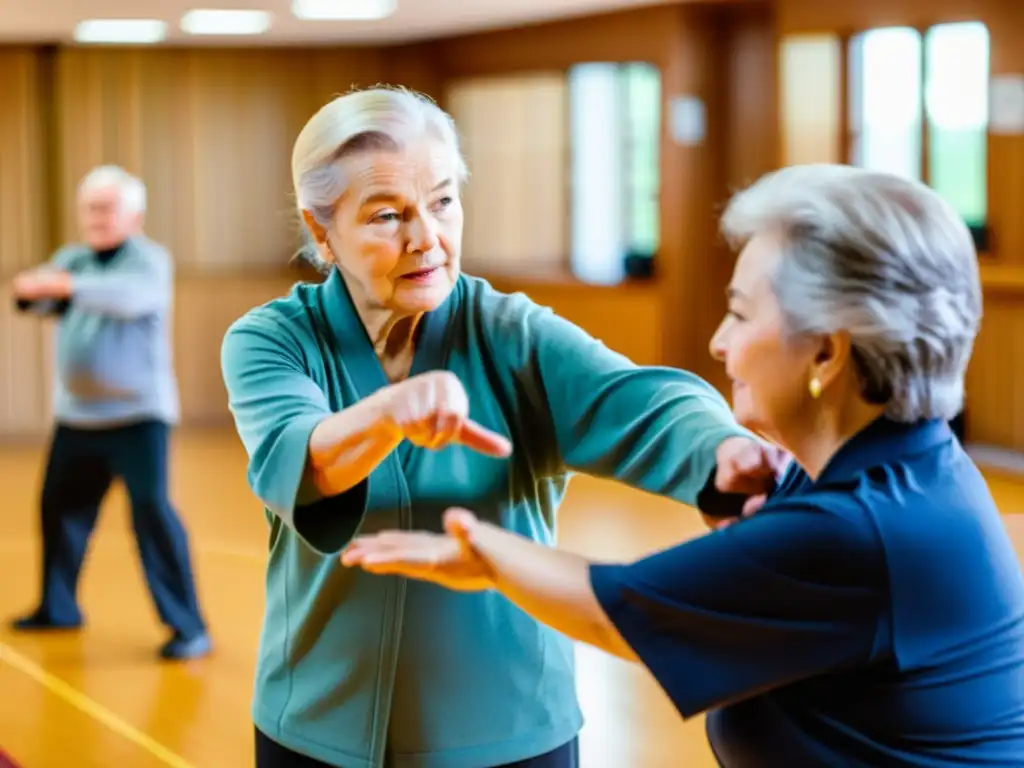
[
  {"x1": 720, "y1": 163, "x2": 981, "y2": 422},
  {"x1": 291, "y1": 85, "x2": 468, "y2": 271},
  {"x1": 78, "y1": 165, "x2": 147, "y2": 215}
]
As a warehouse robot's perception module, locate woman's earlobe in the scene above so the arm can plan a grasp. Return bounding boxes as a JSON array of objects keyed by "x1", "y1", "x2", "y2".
[{"x1": 812, "y1": 332, "x2": 852, "y2": 392}]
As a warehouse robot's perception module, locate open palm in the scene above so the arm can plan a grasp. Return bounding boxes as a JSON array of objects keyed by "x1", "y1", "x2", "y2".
[{"x1": 342, "y1": 511, "x2": 493, "y2": 592}]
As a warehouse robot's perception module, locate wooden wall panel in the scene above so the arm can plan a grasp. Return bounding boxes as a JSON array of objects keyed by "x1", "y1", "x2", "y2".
[
  {"x1": 484, "y1": 276, "x2": 663, "y2": 366},
  {"x1": 446, "y1": 73, "x2": 570, "y2": 276},
  {"x1": 51, "y1": 48, "x2": 385, "y2": 270},
  {"x1": 0, "y1": 49, "x2": 48, "y2": 277},
  {"x1": 724, "y1": 5, "x2": 780, "y2": 192},
  {"x1": 966, "y1": 292, "x2": 1024, "y2": 450},
  {"x1": 0, "y1": 286, "x2": 54, "y2": 437},
  {"x1": 173, "y1": 273, "x2": 300, "y2": 426},
  {"x1": 699, "y1": 2, "x2": 779, "y2": 394},
  {"x1": 1, "y1": 47, "x2": 387, "y2": 439},
  {"x1": 0, "y1": 49, "x2": 54, "y2": 438},
  {"x1": 777, "y1": 36, "x2": 842, "y2": 166}
]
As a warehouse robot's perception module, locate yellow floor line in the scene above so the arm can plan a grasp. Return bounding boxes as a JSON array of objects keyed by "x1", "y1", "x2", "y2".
[{"x1": 0, "y1": 642, "x2": 195, "y2": 768}]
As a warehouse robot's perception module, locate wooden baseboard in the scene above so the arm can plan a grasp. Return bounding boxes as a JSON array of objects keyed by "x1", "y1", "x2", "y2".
[
  {"x1": 967, "y1": 444, "x2": 1024, "y2": 477},
  {"x1": 980, "y1": 264, "x2": 1024, "y2": 294}
]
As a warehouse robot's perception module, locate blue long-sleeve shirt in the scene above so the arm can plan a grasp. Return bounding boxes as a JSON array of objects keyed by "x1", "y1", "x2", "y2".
[{"x1": 20, "y1": 236, "x2": 180, "y2": 428}]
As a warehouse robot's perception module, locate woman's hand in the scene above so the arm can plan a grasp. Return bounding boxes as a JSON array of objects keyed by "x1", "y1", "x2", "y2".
[
  {"x1": 342, "y1": 508, "x2": 494, "y2": 592},
  {"x1": 385, "y1": 371, "x2": 512, "y2": 457},
  {"x1": 702, "y1": 438, "x2": 791, "y2": 530},
  {"x1": 306, "y1": 371, "x2": 511, "y2": 498}
]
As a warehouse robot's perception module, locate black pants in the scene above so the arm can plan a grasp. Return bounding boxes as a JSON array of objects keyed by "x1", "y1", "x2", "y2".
[
  {"x1": 255, "y1": 728, "x2": 579, "y2": 768},
  {"x1": 35, "y1": 420, "x2": 206, "y2": 638}
]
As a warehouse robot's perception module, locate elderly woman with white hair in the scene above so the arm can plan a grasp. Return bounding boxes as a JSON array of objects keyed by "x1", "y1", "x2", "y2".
[
  {"x1": 220, "y1": 87, "x2": 782, "y2": 768},
  {"x1": 346, "y1": 165, "x2": 1024, "y2": 766}
]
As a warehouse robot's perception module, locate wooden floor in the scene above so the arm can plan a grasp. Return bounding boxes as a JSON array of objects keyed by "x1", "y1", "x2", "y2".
[{"x1": 2, "y1": 430, "x2": 1024, "y2": 768}]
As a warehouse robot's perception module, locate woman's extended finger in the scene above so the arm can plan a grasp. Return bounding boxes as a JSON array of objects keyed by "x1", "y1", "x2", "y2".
[
  {"x1": 340, "y1": 546, "x2": 364, "y2": 566},
  {"x1": 347, "y1": 546, "x2": 431, "y2": 569},
  {"x1": 342, "y1": 534, "x2": 414, "y2": 566},
  {"x1": 341, "y1": 539, "x2": 393, "y2": 566},
  {"x1": 454, "y1": 420, "x2": 512, "y2": 457}
]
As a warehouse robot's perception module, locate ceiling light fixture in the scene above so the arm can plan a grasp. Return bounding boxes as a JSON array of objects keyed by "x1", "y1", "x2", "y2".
[
  {"x1": 181, "y1": 9, "x2": 273, "y2": 35},
  {"x1": 73, "y1": 19, "x2": 167, "y2": 44},
  {"x1": 291, "y1": 0, "x2": 396, "y2": 21}
]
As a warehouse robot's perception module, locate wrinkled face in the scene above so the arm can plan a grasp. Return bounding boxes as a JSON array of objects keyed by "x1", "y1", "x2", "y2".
[
  {"x1": 320, "y1": 138, "x2": 463, "y2": 315},
  {"x1": 77, "y1": 185, "x2": 135, "y2": 251},
  {"x1": 709, "y1": 233, "x2": 821, "y2": 441}
]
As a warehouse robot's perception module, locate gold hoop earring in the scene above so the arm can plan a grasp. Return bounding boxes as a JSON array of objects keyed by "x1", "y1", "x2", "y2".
[{"x1": 809, "y1": 377, "x2": 822, "y2": 399}]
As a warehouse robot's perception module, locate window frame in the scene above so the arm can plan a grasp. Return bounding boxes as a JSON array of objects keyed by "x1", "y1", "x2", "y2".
[
  {"x1": 839, "y1": 21, "x2": 991, "y2": 252},
  {"x1": 566, "y1": 59, "x2": 663, "y2": 283}
]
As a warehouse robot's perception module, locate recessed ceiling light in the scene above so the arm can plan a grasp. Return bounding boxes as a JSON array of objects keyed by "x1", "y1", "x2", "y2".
[
  {"x1": 291, "y1": 0, "x2": 396, "y2": 21},
  {"x1": 181, "y1": 9, "x2": 272, "y2": 36},
  {"x1": 74, "y1": 19, "x2": 167, "y2": 44}
]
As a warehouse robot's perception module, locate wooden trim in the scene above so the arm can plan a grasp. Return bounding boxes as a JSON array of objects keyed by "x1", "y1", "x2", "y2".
[
  {"x1": 839, "y1": 30, "x2": 851, "y2": 163},
  {"x1": 478, "y1": 269, "x2": 659, "y2": 295},
  {"x1": 918, "y1": 25, "x2": 931, "y2": 186},
  {"x1": 980, "y1": 263, "x2": 1024, "y2": 293}
]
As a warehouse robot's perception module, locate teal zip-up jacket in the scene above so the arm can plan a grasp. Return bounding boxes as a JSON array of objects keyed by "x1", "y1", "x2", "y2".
[{"x1": 220, "y1": 268, "x2": 751, "y2": 768}]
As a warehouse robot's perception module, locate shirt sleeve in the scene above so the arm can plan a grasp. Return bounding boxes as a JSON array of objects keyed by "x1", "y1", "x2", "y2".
[
  {"x1": 71, "y1": 243, "x2": 171, "y2": 319},
  {"x1": 14, "y1": 297, "x2": 70, "y2": 317},
  {"x1": 589, "y1": 498, "x2": 886, "y2": 718},
  {"x1": 221, "y1": 310, "x2": 368, "y2": 555},
  {"x1": 49, "y1": 245, "x2": 83, "y2": 270},
  {"x1": 487, "y1": 291, "x2": 757, "y2": 508},
  {"x1": 14, "y1": 247, "x2": 81, "y2": 317}
]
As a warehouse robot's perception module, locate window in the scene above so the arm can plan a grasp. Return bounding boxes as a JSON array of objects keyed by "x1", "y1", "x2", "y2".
[
  {"x1": 925, "y1": 22, "x2": 989, "y2": 230},
  {"x1": 569, "y1": 62, "x2": 661, "y2": 284},
  {"x1": 849, "y1": 27, "x2": 923, "y2": 179},
  {"x1": 445, "y1": 62, "x2": 661, "y2": 284},
  {"x1": 623, "y1": 63, "x2": 661, "y2": 259},
  {"x1": 780, "y1": 21, "x2": 990, "y2": 239},
  {"x1": 850, "y1": 22, "x2": 989, "y2": 230}
]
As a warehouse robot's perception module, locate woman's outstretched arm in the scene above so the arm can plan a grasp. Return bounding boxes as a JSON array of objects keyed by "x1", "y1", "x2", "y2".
[
  {"x1": 343, "y1": 508, "x2": 636, "y2": 659},
  {"x1": 345, "y1": 502, "x2": 885, "y2": 720}
]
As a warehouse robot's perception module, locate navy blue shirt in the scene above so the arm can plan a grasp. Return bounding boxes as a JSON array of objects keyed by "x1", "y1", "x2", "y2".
[{"x1": 590, "y1": 418, "x2": 1024, "y2": 767}]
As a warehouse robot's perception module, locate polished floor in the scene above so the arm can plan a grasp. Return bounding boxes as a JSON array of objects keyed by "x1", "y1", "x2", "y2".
[{"x1": 2, "y1": 429, "x2": 1024, "y2": 768}]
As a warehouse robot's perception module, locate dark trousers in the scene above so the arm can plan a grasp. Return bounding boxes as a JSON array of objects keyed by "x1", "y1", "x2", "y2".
[
  {"x1": 255, "y1": 728, "x2": 579, "y2": 768},
  {"x1": 35, "y1": 420, "x2": 206, "y2": 638}
]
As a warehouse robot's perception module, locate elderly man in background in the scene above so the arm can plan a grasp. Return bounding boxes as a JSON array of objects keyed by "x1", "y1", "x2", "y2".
[{"x1": 8, "y1": 165, "x2": 210, "y2": 661}]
